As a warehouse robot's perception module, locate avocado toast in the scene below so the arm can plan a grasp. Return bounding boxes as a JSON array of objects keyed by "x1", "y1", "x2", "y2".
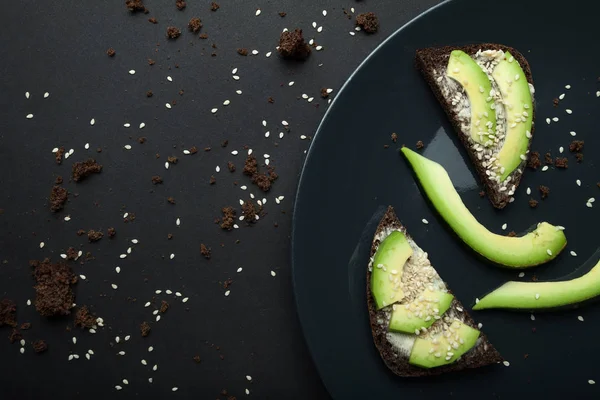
[
  {"x1": 367, "y1": 206, "x2": 503, "y2": 376},
  {"x1": 415, "y1": 44, "x2": 535, "y2": 209}
]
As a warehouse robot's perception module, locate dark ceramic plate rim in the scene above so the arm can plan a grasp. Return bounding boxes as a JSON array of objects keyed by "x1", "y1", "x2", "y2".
[{"x1": 290, "y1": 0, "x2": 451, "y2": 396}]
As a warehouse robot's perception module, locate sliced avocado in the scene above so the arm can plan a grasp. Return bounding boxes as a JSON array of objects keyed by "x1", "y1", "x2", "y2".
[
  {"x1": 389, "y1": 289, "x2": 454, "y2": 334},
  {"x1": 492, "y1": 51, "x2": 534, "y2": 180},
  {"x1": 408, "y1": 320, "x2": 480, "y2": 368},
  {"x1": 446, "y1": 50, "x2": 496, "y2": 146},
  {"x1": 371, "y1": 230, "x2": 413, "y2": 309},
  {"x1": 474, "y1": 257, "x2": 600, "y2": 310},
  {"x1": 400, "y1": 147, "x2": 567, "y2": 268}
]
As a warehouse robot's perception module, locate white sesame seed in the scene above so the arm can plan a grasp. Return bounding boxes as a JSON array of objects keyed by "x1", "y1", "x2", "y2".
[
  {"x1": 518, "y1": 272, "x2": 525, "y2": 278},
  {"x1": 475, "y1": 298, "x2": 480, "y2": 303},
  {"x1": 236, "y1": 90, "x2": 243, "y2": 95},
  {"x1": 26, "y1": 299, "x2": 31, "y2": 306},
  {"x1": 566, "y1": 109, "x2": 572, "y2": 114},
  {"x1": 225, "y1": 290, "x2": 230, "y2": 297},
  {"x1": 20, "y1": 339, "x2": 25, "y2": 347},
  {"x1": 124, "y1": 145, "x2": 132, "y2": 150},
  {"x1": 547, "y1": 249, "x2": 553, "y2": 256},
  {"x1": 266, "y1": 52, "x2": 272, "y2": 57},
  {"x1": 271, "y1": 270, "x2": 276, "y2": 277},
  {"x1": 315, "y1": 46, "x2": 323, "y2": 51},
  {"x1": 279, "y1": 132, "x2": 284, "y2": 138},
  {"x1": 530, "y1": 314, "x2": 535, "y2": 321},
  {"x1": 349, "y1": 31, "x2": 356, "y2": 36},
  {"x1": 153, "y1": 364, "x2": 158, "y2": 371},
  {"x1": 148, "y1": 346, "x2": 154, "y2": 352},
  {"x1": 317, "y1": 26, "x2": 323, "y2": 33},
  {"x1": 156, "y1": 315, "x2": 161, "y2": 322},
  {"x1": 124, "y1": 335, "x2": 130, "y2": 341},
  {"x1": 145, "y1": 302, "x2": 151, "y2": 307},
  {"x1": 129, "y1": 70, "x2": 135, "y2": 75},
  {"x1": 587, "y1": 202, "x2": 593, "y2": 208},
  {"x1": 255, "y1": 9, "x2": 261, "y2": 16},
  {"x1": 503, "y1": 361, "x2": 510, "y2": 367},
  {"x1": 148, "y1": 378, "x2": 153, "y2": 383},
  {"x1": 307, "y1": 97, "x2": 314, "y2": 102},
  {"x1": 216, "y1": 166, "x2": 220, "y2": 172},
  {"x1": 589, "y1": 198, "x2": 596, "y2": 203},
  {"x1": 542, "y1": 166, "x2": 549, "y2": 171},
  {"x1": 246, "y1": 389, "x2": 250, "y2": 395},
  {"x1": 237, "y1": 267, "x2": 243, "y2": 273},
  {"x1": 559, "y1": 146, "x2": 564, "y2": 153},
  {"x1": 90, "y1": 118, "x2": 96, "y2": 126},
  {"x1": 172, "y1": 387, "x2": 178, "y2": 392},
  {"x1": 64, "y1": 216, "x2": 71, "y2": 221},
  {"x1": 26, "y1": 113, "x2": 34, "y2": 119},
  {"x1": 170, "y1": 253, "x2": 175, "y2": 260},
  {"x1": 89, "y1": 328, "x2": 96, "y2": 334},
  {"x1": 312, "y1": 21, "x2": 317, "y2": 28},
  {"x1": 118, "y1": 351, "x2": 125, "y2": 356},
  {"x1": 576, "y1": 179, "x2": 581, "y2": 186},
  {"x1": 88, "y1": 349, "x2": 94, "y2": 355},
  {"x1": 477, "y1": 323, "x2": 482, "y2": 329},
  {"x1": 597, "y1": 91, "x2": 600, "y2": 97},
  {"x1": 246, "y1": 375, "x2": 252, "y2": 381},
  {"x1": 232, "y1": 68, "x2": 238, "y2": 74},
  {"x1": 535, "y1": 293, "x2": 540, "y2": 300},
  {"x1": 552, "y1": 117, "x2": 559, "y2": 122},
  {"x1": 112, "y1": 284, "x2": 118, "y2": 290},
  {"x1": 155, "y1": 290, "x2": 162, "y2": 294},
  {"x1": 139, "y1": 122, "x2": 145, "y2": 129},
  {"x1": 72, "y1": 336, "x2": 77, "y2": 344},
  {"x1": 84, "y1": 143, "x2": 90, "y2": 150},
  {"x1": 422, "y1": 219, "x2": 429, "y2": 224},
  {"x1": 44, "y1": 92, "x2": 49, "y2": 98},
  {"x1": 322, "y1": 10, "x2": 327, "y2": 16},
  {"x1": 182, "y1": 297, "x2": 189, "y2": 303},
  {"x1": 165, "y1": 162, "x2": 169, "y2": 169},
  {"x1": 176, "y1": 218, "x2": 181, "y2": 226},
  {"x1": 589, "y1": 380, "x2": 595, "y2": 385},
  {"x1": 165, "y1": 103, "x2": 172, "y2": 109},
  {"x1": 85, "y1": 354, "x2": 90, "y2": 360},
  {"x1": 119, "y1": 254, "x2": 127, "y2": 259},
  {"x1": 123, "y1": 379, "x2": 129, "y2": 385},
  {"x1": 232, "y1": 75, "x2": 240, "y2": 80},
  {"x1": 223, "y1": 100, "x2": 230, "y2": 106},
  {"x1": 545, "y1": 118, "x2": 551, "y2": 124},
  {"x1": 211, "y1": 108, "x2": 218, "y2": 114},
  {"x1": 251, "y1": 50, "x2": 259, "y2": 55},
  {"x1": 52, "y1": 148, "x2": 58, "y2": 153},
  {"x1": 167, "y1": 76, "x2": 173, "y2": 82},
  {"x1": 60, "y1": 254, "x2": 67, "y2": 259},
  {"x1": 115, "y1": 386, "x2": 122, "y2": 391},
  {"x1": 559, "y1": 93, "x2": 565, "y2": 100},
  {"x1": 526, "y1": 187, "x2": 531, "y2": 195},
  {"x1": 282, "y1": 120, "x2": 289, "y2": 126},
  {"x1": 578, "y1": 316, "x2": 584, "y2": 322},
  {"x1": 68, "y1": 355, "x2": 74, "y2": 361},
  {"x1": 565, "y1": 85, "x2": 571, "y2": 89},
  {"x1": 570, "y1": 131, "x2": 577, "y2": 136},
  {"x1": 502, "y1": 223, "x2": 507, "y2": 230}
]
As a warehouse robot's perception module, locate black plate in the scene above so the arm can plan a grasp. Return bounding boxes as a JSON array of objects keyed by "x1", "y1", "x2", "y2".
[{"x1": 292, "y1": 0, "x2": 600, "y2": 398}]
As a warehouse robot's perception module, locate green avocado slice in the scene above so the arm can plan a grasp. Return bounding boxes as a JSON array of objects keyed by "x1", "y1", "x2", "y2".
[
  {"x1": 473, "y1": 257, "x2": 600, "y2": 310},
  {"x1": 389, "y1": 289, "x2": 454, "y2": 334},
  {"x1": 492, "y1": 51, "x2": 534, "y2": 180},
  {"x1": 371, "y1": 230, "x2": 413, "y2": 309},
  {"x1": 400, "y1": 147, "x2": 567, "y2": 268},
  {"x1": 446, "y1": 50, "x2": 496, "y2": 146},
  {"x1": 408, "y1": 320, "x2": 480, "y2": 368}
]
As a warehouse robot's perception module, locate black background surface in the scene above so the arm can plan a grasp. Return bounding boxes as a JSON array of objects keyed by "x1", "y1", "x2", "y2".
[
  {"x1": 0, "y1": 0, "x2": 440, "y2": 399},
  {"x1": 293, "y1": 0, "x2": 600, "y2": 399}
]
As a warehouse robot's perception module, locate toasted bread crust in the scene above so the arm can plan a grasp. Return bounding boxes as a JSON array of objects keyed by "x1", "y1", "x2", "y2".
[
  {"x1": 366, "y1": 206, "x2": 503, "y2": 377},
  {"x1": 415, "y1": 43, "x2": 535, "y2": 209}
]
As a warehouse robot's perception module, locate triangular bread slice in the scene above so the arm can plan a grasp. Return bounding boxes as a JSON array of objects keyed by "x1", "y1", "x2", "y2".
[
  {"x1": 367, "y1": 206, "x2": 503, "y2": 377},
  {"x1": 415, "y1": 44, "x2": 536, "y2": 209}
]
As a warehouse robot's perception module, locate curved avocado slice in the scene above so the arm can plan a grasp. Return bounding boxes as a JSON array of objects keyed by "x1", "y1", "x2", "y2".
[
  {"x1": 492, "y1": 51, "x2": 534, "y2": 180},
  {"x1": 446, "y1": 50, "x2": 496, "y2": 146},
  {"x1": 473, "y1": 257, "x2": 600, "y2": 310},
  {"x1": 389, "y1": 289, "x2": 454, "y2": 334},
  {"x1": 408, "y1": 320, "x2": 480, "y2": 368},
  {"x1": 371, "y1": 230, "x2": 413, "y2": 309},
  {"x1": 401, "y1": 147, "x2": 567, "y2": 268}
]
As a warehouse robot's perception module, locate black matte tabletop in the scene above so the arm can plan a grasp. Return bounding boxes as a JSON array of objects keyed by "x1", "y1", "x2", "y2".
[{"x1": 0, "y1": 0, "x2": 440, "y2": 399}]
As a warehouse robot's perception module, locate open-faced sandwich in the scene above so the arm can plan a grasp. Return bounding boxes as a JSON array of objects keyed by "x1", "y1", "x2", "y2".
[
  {"x1": 415, "y1": 44, "x2": 535, "y2": 209},
  {"x1": 367, "y1": 206, "x2": 503, "y2": 376}
]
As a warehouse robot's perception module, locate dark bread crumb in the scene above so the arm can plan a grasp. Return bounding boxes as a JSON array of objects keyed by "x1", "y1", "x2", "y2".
[
  {"x1": 575, "y1": 153, "x2": 583, "y2": 162},
  {"x1": 356, "y1": 12, "x2": 379, "y2": 33},
  {"x1": 167, "y1": 156, "x2": 178, "y2": 164},
  {"x1": 9, "y1": 329, "x2": 22, "y2": 343},
  {"x1": 30, "y1": 258, "x2": 77, "y2": 317},
  {"x1": 166, "y1": 26, "x2": 181, "y2": 39},
  {"x1": 391, "y1": 133, "x2": 398, "y2": 143},
  {"x1": 507, "y1": 231, "x2": 517, "y2": 237},
  {"x1": 148, "y1": 58, "x2": 155, "y2": 65},
  {"x1": 167, "y1": 197, "x2": 176, "y2": 204},
  {"x1": 107, "y1": 48, "x2": 116, "y2": 57},
  {"x1": 554, "y1": 157, "x2": 568, "y2": 168},
  {"x1": 20, "y1": 322, "x2": 31, "y2": 330},
  {"x1": 222, "y1": 278, "x2": 233, "y2": 289},
  {"x1": 267, "y1": 96, "x2": 274, "y2": 103},
  {"x1": 141, "y1": 321, "x2": 151, "y2": 337},
  {"x1": 146, "y1": 90, "x2": 153, "y2": 97},
  {"x1": 241, "y1": 201, "x2": 257, "y2": 223},
  {"x1": 151, "y1": 176, "x2": 163, "y2": 184},
  {"x1": 569, "y1": 140, "x2": 584, "y2": 152},
  {"x1": 209, "y1": 176, "x2": 216, "y2": 185},
  {"x1": 55, "y1": 176, "x2": 63, "y2": 185},
  {"x1": 49, "y1": 186, "x2": 68, "y2": 212},
  {"x1": 74, "y1": 306, "x2": 97, "y2": 329},
  {"x1": 479, "y1": 190, "x2": 486, "y2": 197},
  {"x1": 107, "y1": 227, "x2": 116, "y2": 238},
  {"x1": 220, "y1": 207, "x2": 236, "y2": 230},
  {"x1": 87, "y1": 230, "x2": 103, "y2": 242},
  {"x1": 527, "y1": 152, "x2": 541, "y2": 170},
  {"x1": 148, "y1": 17, "x2": 157, "y2": 24},
  {"x1": 0, "y1": 299, "x2": 17, "y2": 327},
  {"x1": 210, "y1": 2, "x2": 219, "y2": 11},
  {"x1": 190, "y1": 146, "x2": 198, "y2": 154},
  {"x1": 529, "y1": 199, "x2": 538, "y2": 208},
  {"x1": 55, "y1": 147, "x2": 65, "y2": 164},
  {"x1": 221, "y1": 140, "x2": 228, "y2": 148},
  {"x1": 278, "y1": 29, "x2": 311, "y2": 60},
  {"x1": 159, "y1": 301, "x2": 169, "y2": 314},
  {"x1": 199, "y1": 33, "x2": 208, "y2": 39},
  {"x1": 125, "y1": 0, "x2": 147, "y2": 13},
  {"x1": 193, "y1": 355, "x2": 201, "y2": 363},
  {"x1": 544, "y1": 152, "x2": 553, "y2": 165},
  {"x1": 320, "y1": 88, "x2": 329, "y2": 98},
  {"x1": 176, "y1": 0, "x2": 186, "y2": 10},
  {"x1": 77, "y1": 229, "x2": 86, "y2": 236},
  {"x1": 188, "y1": 17, "x2": 202, "y2": 32},
  {"x1": 539, "y1": 185, "x2": 550, "y2": 199},
  {"x1": 138, "y1": 137, "x2": 146, "y2": 144},
  {"x1": 553, "y1": 98, "x2": 559, "y2": 107},
  {"x1": 237, "y1": 48, "x2": 248, "y2": 56},
  {"x1": 227, "y1": 162, "x2": 236, "y2": 172},
  {"x1": 279, "y1": 12, "x2": 286, "y2": 17},
  {"x1": 200, "y1": 244, "x2": 211, "y2": 259},
  {"x1": 167, "y1": 233, "x2": 173, "y2": 240},
  {"x1": 416, "y1": 140, "x2": 424, "y2": 150},
  {"x1": 65, "y1": 247, "x2": 78, "y2": 260},
  {"x1": 72, "y1": 159, "x2": 102, "y2": 182},
  {"x1": 32, "y1": 340, "x2": 48, "y2": 353}
]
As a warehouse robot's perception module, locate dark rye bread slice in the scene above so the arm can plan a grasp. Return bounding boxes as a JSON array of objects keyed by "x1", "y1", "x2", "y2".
[
  {"x1": 415, "y1": 43, "x2": 535, "y2": 209},
  {"x1": 367, "y1": 206, "x2": 503, "y2": 377}
]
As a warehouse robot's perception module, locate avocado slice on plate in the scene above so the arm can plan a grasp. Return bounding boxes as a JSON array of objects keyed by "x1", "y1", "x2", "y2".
[
  {"x1": 491, "y1": 51, "x2": 534, "y2": 180},
  {"x1": 408, "y1": 320, "x2": 480, "y2": 368},
  {"x1": 446, "y1": 50, "x2": 496, "y2": 146},
  {"x1": 401, "y1": 147, "x2": 567, "y2": 268},
  {"x1": 389, "y1": 289, "x2": 454, "y2": 334},
  {"x1": 474, "y1": 255, "x2": 600, "y2": 310},
  {"x1": 370, "y1": 230, "x2": 413, "y2": 309}
]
